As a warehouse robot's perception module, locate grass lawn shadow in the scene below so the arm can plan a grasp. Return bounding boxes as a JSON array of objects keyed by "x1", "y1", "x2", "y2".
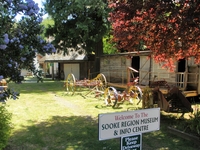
[
  {"x1": 8, "y1": 80, "x2": 65, "y2": 94},
  {"x1": 5, "y1": 115, "x2": 119, "y2": 150},
  {"x1": 5, "y1": 114, "x2": 200, "y2": 150}
]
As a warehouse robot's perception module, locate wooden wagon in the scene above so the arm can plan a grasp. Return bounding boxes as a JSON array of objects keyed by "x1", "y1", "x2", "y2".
[{"x1": 64, "y1": 73, "x2": 107, "y2": 96}]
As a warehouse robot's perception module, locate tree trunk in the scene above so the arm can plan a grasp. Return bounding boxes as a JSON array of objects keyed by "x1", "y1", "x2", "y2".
[{"x1": 94, "y1": 39, "x2": 103, "y2": 74}]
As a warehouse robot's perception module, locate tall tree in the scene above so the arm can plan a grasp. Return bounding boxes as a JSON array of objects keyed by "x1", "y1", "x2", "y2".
[
  {"x1": 44, "y1": 0, "x2": 111, "y2": 71},
  {"x1": 0, "y1": 0, "x2": 55, "y2": 101},
  {"x1": 108, "y1": 0, "x2": 200, "y2": 71}
]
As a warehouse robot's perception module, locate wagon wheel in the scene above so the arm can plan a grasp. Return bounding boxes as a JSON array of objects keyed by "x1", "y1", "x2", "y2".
[
  {"x1": 93, "y1": 73, "x2": 107, "y2": 91},
  {"x1": 104, "y1": 87, "x2": 118, "y2": 108},
  {"x1": 84, "y1": 73, "x2": 107, "y2": 98},
  {"x1": 65, "y1": 73, "x2": 76, "y2": 95},
  {"x1": 127, "y1": 85, "x2": 143, "y2": 105}
]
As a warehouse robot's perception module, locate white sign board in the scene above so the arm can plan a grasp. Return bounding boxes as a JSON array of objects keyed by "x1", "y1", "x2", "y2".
[{"x1": 98, "y1": 108, "x2": 160, "y2": 141}]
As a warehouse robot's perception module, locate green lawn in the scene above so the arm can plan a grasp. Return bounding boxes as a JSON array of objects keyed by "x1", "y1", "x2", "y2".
[{"x1": 3, "y1": 79, "x2": 200, "y2": 150}]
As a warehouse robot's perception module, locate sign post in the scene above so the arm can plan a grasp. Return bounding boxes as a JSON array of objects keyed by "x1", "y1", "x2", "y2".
[{"x1": 98, "y1": 108, "x2": 160, "y2": 141}]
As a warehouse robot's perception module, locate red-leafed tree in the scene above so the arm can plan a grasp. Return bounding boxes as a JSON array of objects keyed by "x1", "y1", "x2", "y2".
[{"x1": 108, "y1": 0, "x2": 200, "y2": 71}]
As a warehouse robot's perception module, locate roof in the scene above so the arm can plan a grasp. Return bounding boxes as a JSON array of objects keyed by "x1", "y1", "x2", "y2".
[
  {"x1": 42, "y1": 49, "x2": 88, "y2": 63},
  {"x1": 101, "y1": 50, "x2": 151, "y2": 57}
]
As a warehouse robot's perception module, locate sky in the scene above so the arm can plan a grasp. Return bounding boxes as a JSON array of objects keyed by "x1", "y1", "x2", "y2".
[
  {"x1": 15, "y1": 0, "x2": 46, "y2": 20},
  {"x1": 34, "y1": 0, "x2": 48, "y2": 18},
  {"x1": 34, "y1": 0, "x2": 44, "y2": 8}
]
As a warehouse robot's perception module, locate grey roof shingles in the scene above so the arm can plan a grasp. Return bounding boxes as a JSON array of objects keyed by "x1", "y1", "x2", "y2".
[{"x1": 41, "y1": 50, "x2": 88, "y2": 63}]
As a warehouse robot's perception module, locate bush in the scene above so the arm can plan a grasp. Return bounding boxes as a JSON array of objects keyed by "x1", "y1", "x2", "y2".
[
  {"x1": 188, "y1": 108, "x2": 200, "y2": 136},
  {"x1": 0, "y1": 104, "x2": 12, "y2": 150}
]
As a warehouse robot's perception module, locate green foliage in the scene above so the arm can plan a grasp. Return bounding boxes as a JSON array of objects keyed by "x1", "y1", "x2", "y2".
[
  {"x1": 41, "y1": 18, "x2": 55, "y2": 27},
  {"x1": 188, "y1": 109, "x2": 200, "y2": 136},
  {"x1": 0, "y1": 104, "x2": 12, "y2": 150},
  {"x1": 0, "y1": 87, "x2": 20, "y2": 102},
  {"x1": 142, "y1": 87, "x2": 153, "y2": 109},
  {"x1": 40, "y1": 18, "x2": 54, "y2": 38},
  {"x1": 44, "y1": 0, "x2": 111, "y2": 53},
  {"x1": 103, "y1": 34, "x2": 117, "y2": 54}
]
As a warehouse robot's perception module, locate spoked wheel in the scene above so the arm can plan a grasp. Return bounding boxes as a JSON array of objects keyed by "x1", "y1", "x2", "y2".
[
  {"x1": 128, "y1": 86, "x2": 143, "y2": 105},
  {"x1": 104, "y1": 87, "x2": 118, "y2": 108},
  {"x1": 93, "y1": 73, "x2": 107, "y2": 91},
  {"x1": 65, "y1": 73, "x2": 76, "y2": 95}
]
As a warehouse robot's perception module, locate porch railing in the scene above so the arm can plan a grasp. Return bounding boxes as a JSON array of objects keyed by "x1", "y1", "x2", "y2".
[{"x1": 139, "y1": 70, "x2": 199, "y2": 91}]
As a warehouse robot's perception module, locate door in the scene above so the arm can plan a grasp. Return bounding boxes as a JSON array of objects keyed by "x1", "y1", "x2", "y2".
[
  {"x1": 137, "y1": 56, "x2": 151, "y2": 85},
  {"x1": 177, "y1": 59, "x2": 186, "y2": 89},
  {"x1": 64, "y1": 63, "x2": 80, "y2": 80},
  {"x1": 131, "y1": 56, "x2": 140, "y2": 71}
]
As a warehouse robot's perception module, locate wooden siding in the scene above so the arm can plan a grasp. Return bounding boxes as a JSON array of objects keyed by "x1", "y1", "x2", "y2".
[
  {"x1": 100, "y1": 55, "x2": 131, "y2": 83},
  {"x1": 100, "y1": 53, "x2": 200, "y2": 96}
]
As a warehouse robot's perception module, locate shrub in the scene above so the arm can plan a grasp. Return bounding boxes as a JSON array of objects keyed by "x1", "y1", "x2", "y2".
[
  {"x1": 188, "y1": 108, "x2": 200, "y2": 136},
  {"x1": 0, "y1": 104, "x2": 12, "y2": 150}
]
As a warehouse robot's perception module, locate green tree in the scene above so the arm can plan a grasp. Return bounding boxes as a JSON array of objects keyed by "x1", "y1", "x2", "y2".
[
  {"x1": 44, "y1": 0, "x2": 111, "y2": 71},
  {"x1": 44, "y1": 0, "x2": 110, "y2": 52},
  {"x1": 103, "y1": 34, "x2": 117, "y2": 54},
  {"x1": 41, "y1": 17, "x2": 54, "y2": 38}
]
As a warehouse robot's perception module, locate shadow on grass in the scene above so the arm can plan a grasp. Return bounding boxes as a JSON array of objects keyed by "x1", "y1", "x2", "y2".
[
  {"x1": 8, "y1": 80, "x2": 98, "y2": 96},
  {"x1": 142, "y1": 113, "x2": 200, "y2": 150},
  {"x1": 5, "y1": 114, "x2": 200, "y2": 150},
  {"x1": 8, "y1": 80, "x2": 65, "y2": 94},
  {"x1": 5, "y1": 115, "x2": 119, "y2": 150}
]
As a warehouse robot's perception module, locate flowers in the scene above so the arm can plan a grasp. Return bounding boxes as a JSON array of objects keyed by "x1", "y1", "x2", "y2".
[
  {"x1": 3, "y1": 34, "x2": 9, "y2": 44},
  {"x1": 43, "y1": 43, "x2": 56, "y2": 53},
  {"x1": 0, "y1": 75, "x2": 3, "y2": 80},
  {"x1": 0, "y1": 34, "x2": 9, "y2": 50},
  {"x1": 0, "y1": 45, "x2": 7, "y2": 50},
  {"x1": 0, "y1": 0, "x2": 56, "y2": 101}
]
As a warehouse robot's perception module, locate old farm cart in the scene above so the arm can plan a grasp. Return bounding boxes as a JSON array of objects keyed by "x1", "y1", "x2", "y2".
[
  {"x1": 64, "y1": 73, "x2": 107, "y2": 95},
  {"x1": 104, "y1": 67, "x2": 143, "y2": 108}
]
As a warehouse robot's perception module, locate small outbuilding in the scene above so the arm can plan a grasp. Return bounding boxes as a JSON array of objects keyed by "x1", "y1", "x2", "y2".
[
  {"x1": 100, "y1": 51, "x2": 200, "y2": 98},
  {"x1": 39, "y1": 49, "x2": 95, "y2": 80}
]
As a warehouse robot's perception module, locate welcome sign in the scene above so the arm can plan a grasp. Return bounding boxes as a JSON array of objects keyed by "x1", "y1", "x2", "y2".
[{"x1": 98, "y1": 108, "x2": 160, "y2": 140}]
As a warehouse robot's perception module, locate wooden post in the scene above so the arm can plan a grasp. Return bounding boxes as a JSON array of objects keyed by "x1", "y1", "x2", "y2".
[
  {"x1": 52, "y1": 62, "x2": 54, "y2": 80},
  {"x1": 127, "y1": 67, "x2": 138, "y2": 84},
  {"x1": 127, "y1": 67, "x2": 130, "y2": 84},
  {"x1": 88, "y1": 69, "x2": 90, "y2": 79}
]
